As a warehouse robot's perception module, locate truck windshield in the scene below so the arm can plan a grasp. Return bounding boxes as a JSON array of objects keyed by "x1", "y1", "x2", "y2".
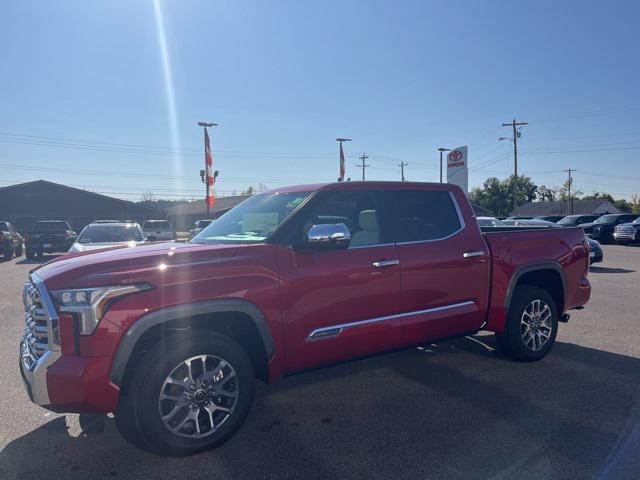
[
  {"x1": 192, "y1": 192, "x2": 311, "y2": 244},
  {"x1": 594, "y1": 215, "x2": 617, "y2": 225}
]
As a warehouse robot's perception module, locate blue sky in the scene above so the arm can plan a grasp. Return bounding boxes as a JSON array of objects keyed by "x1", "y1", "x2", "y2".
[{"x1": 2, "y1": 0, "x2": 639, "y2": 201}]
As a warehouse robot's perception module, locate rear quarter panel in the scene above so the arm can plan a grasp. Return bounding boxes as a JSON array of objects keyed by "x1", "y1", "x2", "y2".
[{"x1": 484, "y1": 227, "x2": 590, "y2": 332}]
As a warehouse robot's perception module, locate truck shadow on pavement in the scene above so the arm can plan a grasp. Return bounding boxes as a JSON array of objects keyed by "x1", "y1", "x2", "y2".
[
  {"x1": 2, "y1": 337, "x2": 639, "y2": 480},
  {"x1": 589, "y1": 266, "x2": 635, "y2": 274},
  {"x1": 15, "y1": 254, "x2": 60, "y2": 265}
]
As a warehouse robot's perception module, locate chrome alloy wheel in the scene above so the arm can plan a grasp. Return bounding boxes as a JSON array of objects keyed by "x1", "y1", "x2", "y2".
[
  {"x1": 158, "y1": 355, "x2": 239, "y2": 439},
  {"x1": 520, "y1": 299, "x2": 553, "y2": 352}
]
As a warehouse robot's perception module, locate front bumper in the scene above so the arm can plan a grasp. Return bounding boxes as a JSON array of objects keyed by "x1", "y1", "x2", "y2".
[
  {"x1": 19, "y1": 337, "x2": 61, "y2": 405},
  {"x1": 590, "y1": 250, "x2": 603, "y2": 264},
  {"x1": 20, "y1": 336, "x2": 118, "y2": 413},
  {"x1": 18, "y1": 272, "x2": 119, "y2": 413},
  {"x1": 614, "y1": 232, "x2": 637, "y2": 243}
]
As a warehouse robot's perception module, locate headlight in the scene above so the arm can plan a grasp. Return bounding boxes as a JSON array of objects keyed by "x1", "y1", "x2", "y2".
[{"x1": 51, "y1": 284, "x2": 151, "y2": 334}]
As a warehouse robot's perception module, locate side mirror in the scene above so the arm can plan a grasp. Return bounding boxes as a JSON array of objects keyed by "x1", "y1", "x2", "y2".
[
  {"x1": 307, "y1": 223, "x2": 351, "y2": 249},
  {"x1": 146, "y1": 235, "x2": 157, "y2": 242}
]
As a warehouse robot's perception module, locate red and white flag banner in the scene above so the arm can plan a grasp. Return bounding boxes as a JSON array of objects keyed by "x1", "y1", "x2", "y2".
[{"x1": 205, "y1": 128, "x2": 215, "y2": 209}]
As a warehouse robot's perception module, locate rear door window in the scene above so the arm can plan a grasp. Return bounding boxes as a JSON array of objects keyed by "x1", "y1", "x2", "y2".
[{"x1": 385, "y1": 190, "x2": 462, "y2": 243}]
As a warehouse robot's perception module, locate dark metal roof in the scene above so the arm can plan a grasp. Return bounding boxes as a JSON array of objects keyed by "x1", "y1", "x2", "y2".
[
  {"x1": 0, "y1": 180, "x2": 165, "y2": 216},
  {"x1": 517, "y1": 199, "x2": 620, "y2": 216}
]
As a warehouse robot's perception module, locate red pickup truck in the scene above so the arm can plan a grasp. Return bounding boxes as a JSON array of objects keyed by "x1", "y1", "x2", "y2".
[{"x1": 19, "y1": 182, "x2": 591, "y2": 456}]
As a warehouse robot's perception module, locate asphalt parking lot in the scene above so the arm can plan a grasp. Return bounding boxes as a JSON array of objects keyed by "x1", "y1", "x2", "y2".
[{"x1": 1, "y1": 246, "x2": 639, "y2": 480}]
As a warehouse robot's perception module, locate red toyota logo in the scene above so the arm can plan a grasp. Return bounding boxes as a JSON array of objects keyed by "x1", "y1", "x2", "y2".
[{"x1": 449, "y1": 150, "x2": 463, "y2": 162}]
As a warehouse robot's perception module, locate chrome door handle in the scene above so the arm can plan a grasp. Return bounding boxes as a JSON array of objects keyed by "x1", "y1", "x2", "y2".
[
  {"x1": 372, "y1": 259, "x2": 400, "y2": 268},
  {"x1": 463, "y1": 251, "x2": 484, "y2": 258}
]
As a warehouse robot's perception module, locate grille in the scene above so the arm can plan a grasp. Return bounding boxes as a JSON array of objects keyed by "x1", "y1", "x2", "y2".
[
  {"x1": 614, "y1": 225, "x2": 637, "y2": 239},
  {"x1": 22, "y1": 280, "x2": 50, "y2": 368}
]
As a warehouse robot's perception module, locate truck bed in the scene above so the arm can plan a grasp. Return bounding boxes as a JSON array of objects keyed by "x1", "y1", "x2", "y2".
[{"x1": 480, "y1": 225, "x2": 590, "y2": 332}]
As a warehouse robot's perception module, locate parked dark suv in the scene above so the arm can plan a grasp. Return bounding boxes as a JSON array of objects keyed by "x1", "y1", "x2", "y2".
[
  {"x1": 25, "y1": 220, "x2": 77, "y2": 259},
  {"x1": 583, "y1": 214, "x2": 640, "y2": 243},
  {"x1": 0, "y1": 221, "x2": 24, "y2": 260}
]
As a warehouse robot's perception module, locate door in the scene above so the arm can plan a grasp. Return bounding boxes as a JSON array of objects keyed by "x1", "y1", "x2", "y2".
[
  {"x1": 384, "y1": 188, "x2": 490, "y2": 344},
  {"x1": 277, "y1": 189, "x2": 402, "y2": 371}
]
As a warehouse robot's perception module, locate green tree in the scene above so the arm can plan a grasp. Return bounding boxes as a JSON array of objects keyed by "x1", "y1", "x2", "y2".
[
  {"x1": 469, "y1": 175, "x2": 537, "y2": 217},
  {"x1": 537, "y1": 185, "x2": 559, "y2": 202},
  {"x1": 559, "y1": 178, "x2": 582, "y2": 201}
]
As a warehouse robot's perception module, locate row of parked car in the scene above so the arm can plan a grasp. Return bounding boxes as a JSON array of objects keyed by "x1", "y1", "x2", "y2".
[
  {"x1": 480, "y1": 213, "x2": 640, "y2": 245},
  {"x1": 477, "y1": 213, "x2": 640, "y2": 267},
  {"x1": 0, "y1": 219, "x2": 181, "y2": 260}
]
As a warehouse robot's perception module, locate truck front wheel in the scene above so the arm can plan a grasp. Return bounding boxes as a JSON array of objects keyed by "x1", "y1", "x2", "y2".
[
  {"x1": 496, "y1": 285, "x2": 558, "y2": 362},
  {"x1": 115, "y1": 331, "x2": 255, "y2": 456}
]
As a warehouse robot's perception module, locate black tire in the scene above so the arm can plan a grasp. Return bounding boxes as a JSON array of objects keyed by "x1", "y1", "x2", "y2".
[
  {"x1": 495, "y1": 285, "x2": 558, "y2": 362},
  {"x1": 15, "y1": 243, "x2": 23, "y2": 256},
  {"x1": 26, "y1": 250, "x2": 35, "y2": 260},
  {"x1": 115, "y1": 331, "x2": 255, "y2": 456},
  {"x1": 2, "y1": 243, "x2": 13, "y2": 260}
]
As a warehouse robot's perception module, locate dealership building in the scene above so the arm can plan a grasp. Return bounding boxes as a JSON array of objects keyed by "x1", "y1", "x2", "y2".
[
  {"x1": 516, "y1": 199, "x2": 621, "y2": 217},
  {"x1": 167, "y1": 195, "x2": 251, "y2": 232},
  {"x1": 0, "y1": 180, "x2": 166, "y2": 232}
]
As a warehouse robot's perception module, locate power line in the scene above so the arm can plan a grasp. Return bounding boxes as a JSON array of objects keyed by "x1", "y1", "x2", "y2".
[{"x1": 0, "y1": 163, "x2": 329, "y2": 184}]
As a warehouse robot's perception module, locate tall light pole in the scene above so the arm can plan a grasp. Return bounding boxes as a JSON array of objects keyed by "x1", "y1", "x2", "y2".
[
  {"x1": 438, "y1": 148, "x2": 451, "y2": 183},
  {"x1": 198, "y1": 121, "x2": 217, "y2": 217},
  {"x1": 502, "y1": 119, "x2": 527, "y2": 216},
  {"x1": 336, "y1": 138, "x2": 351, "y2": 182}
]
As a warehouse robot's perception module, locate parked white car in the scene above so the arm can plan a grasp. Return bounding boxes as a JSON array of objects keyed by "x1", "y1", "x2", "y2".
[
  {"x1": 188, "y1": 219, "x2": 213, "y2": 239},
  {"x1": 142, "y1": 220, "x2": 177, "y2": 241},
  {"x1": 68, "y1": 222, "x2": 145, "y2": 253},
  {"x1": 476, "y1": 216, "x2": 506, "y2": 227}
]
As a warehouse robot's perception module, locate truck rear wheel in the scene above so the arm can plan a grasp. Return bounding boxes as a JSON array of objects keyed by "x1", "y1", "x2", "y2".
[
  {"x1": 115, "y1": 331, "x2": 255, "y2": 456},
  {"x1": 496, "y1": 285, "x2": 558, "y2": 362}
]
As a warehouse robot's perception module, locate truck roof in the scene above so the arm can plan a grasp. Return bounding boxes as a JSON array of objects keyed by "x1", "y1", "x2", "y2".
[{"x1": 261, "y1": 181, "x2": 458, "y2": 195}]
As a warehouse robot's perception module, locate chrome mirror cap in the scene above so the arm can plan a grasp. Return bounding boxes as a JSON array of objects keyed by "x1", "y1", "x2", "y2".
[{"x1": 307, "y1": 223, "x2": 351, "y2": 248}]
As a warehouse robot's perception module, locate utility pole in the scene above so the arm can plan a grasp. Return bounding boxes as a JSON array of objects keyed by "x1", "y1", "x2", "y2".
[
  {"x1": 398, "y1": 161, "x2": 408, "y2": 181},
  {"x1": 438, "y1": 148, "x2": 451, "y2": 183},
  {"x1": 357, "y1": 154, "x2": 370, "y2": 181},
  {"x1": 564, "y1": 168, "x2": 575, "y2": 214},
  {"x1": 198, "y1": 121, "x2": 218, "y2": 217},
  {"x1": 502, "y1": 119, "x2": 528, "y2": 216}
]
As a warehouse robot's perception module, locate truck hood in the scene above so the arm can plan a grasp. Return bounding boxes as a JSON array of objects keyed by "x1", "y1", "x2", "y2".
[
  {"x1": 68, "y1": 241, "x2": 145, "y2": 254},
  {"x1": 34, "y1": 241, "x2": 244, "y2": 290}
]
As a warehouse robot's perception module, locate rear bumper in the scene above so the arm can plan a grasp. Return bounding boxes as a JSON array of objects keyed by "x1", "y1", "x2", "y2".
[
  {"x1": 19, "y1": 335, "x2": 119, "y2": 413},
  {"x1": 570, "y1": 278, "x2": 592, "y2": 310},
  {"x1": 26, "y1": 241, "x2": 73, "y2": 252}
]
